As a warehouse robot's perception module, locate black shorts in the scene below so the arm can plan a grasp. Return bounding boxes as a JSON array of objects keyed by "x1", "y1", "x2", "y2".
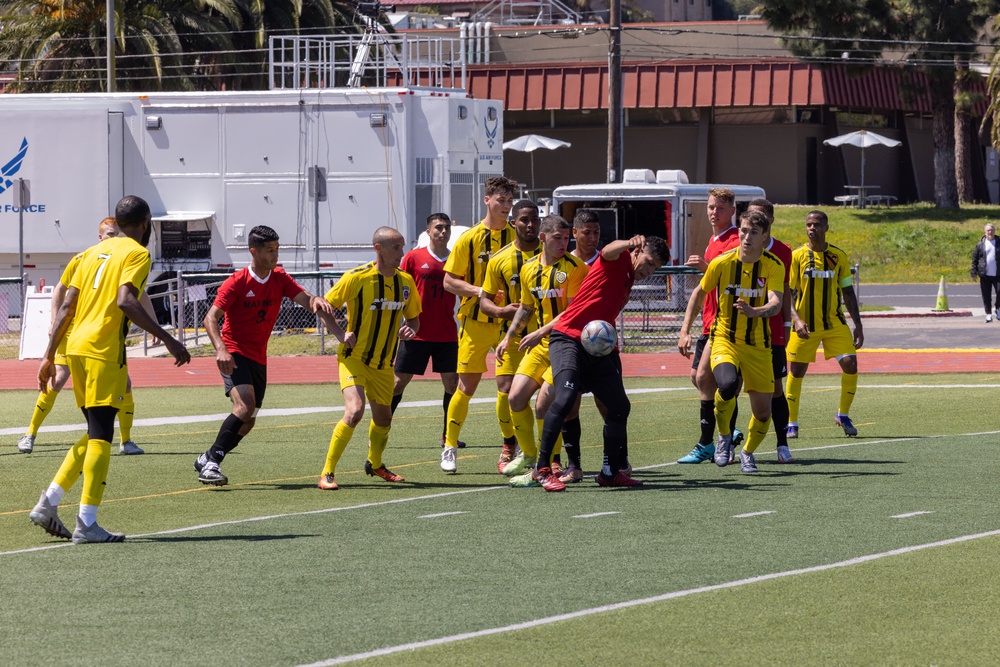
[
  {"x1": 222, "y1": 352, "x2": 267, "y2": 408},
  {"x1": 771, "y1": 345, "x2": 788, "y2": 381},
  {"x1": 549, "y1": 331, "x2": 623, "y2": 397},
  {"x1": 691, "y1": 335, "x2": 709, "y2": 370},
  {"x1": 394, "y1": 339, "x2": 458, "y2": 375}
]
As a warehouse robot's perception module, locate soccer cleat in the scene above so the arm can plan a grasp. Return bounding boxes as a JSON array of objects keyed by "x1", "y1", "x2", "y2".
[
  {"x1": 365, "y1": 460, "x2": 404, "y2": 482},
  {"x1": 558, "y1": 464, "x2": 584, "y2": 484},
  {"x1": 713, "y1": 433, "x2": 733, "y2": 468},
  {"x1": 731, "y1": 429, "x2": 744, "y2": 455},
  {"x1": 988, "y1": 315, "x2": 994, "y2": 323},
  {"x1": 496, "y1": 443, "x2": 516, "y2": 473},
  {"x1": 623, "y1": 458, "x2": 633, "y2": 476},
  {"x1": 317, "y1": 473, "x2": 339, "y2": 490},
  {"x1": 786, "y1": 423, "x2": 799, "y2": 439},
  {"x1": 501, "y1": 453, "x2": 536, "y2": 477},
  {"x1": 509, "y1": 470, "x2": 540, "y2": 487},
  {"x1": 551, "y1": 460, "x2": 563, "y2": 477},
  {"x1": 193, "y1": 453, "x2": 208, "y2": 473},
  {"x1": 596, "y1": 470, "x2": 644, "y2": 488},
  {"x1": 739, "y1": 449, "x2": 758, "y2": 473},
  {"x1": 835, "y1": 414, "x2": 858, "y2": 437},
  {"x1": 440, "y1": 436, "x2": 466, "y2": 449},
  {"x1": 677, "y1": 442, "x2": 715, "y2": 464},
  {"x1": 531, "y1": 467, "x2": 566, "y2": 492},
  {"x1": 198, "y1": 462, "x2": 228, "y2": 486},
  {"x1": 17, "y1": 434, "x2": 35, "y2": 454},
  {"x1": 72, "y1": 517, "x2": 125, "y2": 545},
  {"x1": 441, "y1": 446, "x2": 457, "y2": 473},
  {"x1": 776, "y1": 445, "x2": 796, "y2": 464},
  {"x1": 28, "y1": 492, "x2": 72, "y2": 540},
  {"x1": 119, "y1": 440, "x2": 144, "y2": 455}
]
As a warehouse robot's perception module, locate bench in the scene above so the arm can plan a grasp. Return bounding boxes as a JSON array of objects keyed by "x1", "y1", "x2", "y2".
[
  {"x1": 834, "y1": 195, "x2": 860, "y2": 207},
  {"x1": 865, "y1": 194, "x2": 897, "y2": 208}
]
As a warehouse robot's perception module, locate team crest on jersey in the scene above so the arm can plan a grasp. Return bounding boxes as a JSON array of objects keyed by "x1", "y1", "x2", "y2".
[
  {"x1": 555, "y1": 271, "x2": 567, "y2": 284},
  {"x1": 402, "y1": 285, "x2": 410, "y2": 301},
  {"x1": 478, "y1": 251, "x2": 492, "y2": 263},
  {"x1": 757, "y1": 278, "x2": 766, "y2": 288}
]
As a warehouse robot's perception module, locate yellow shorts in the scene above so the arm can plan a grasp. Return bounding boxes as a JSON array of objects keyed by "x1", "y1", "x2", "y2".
[
  {"x1": 515, "y1": 339, "x2": 554, "y2": 386},
  {"x1": 786, "y1": 324, "x2": 856, "y2": 364},
  {"x1": 54, "y1": 338, "x2": 68, "y2": 366},
  {"x1": 709, "y1": 336, "x2": 774, "y2": 394},
  {"x1": 339, "y1": 356, "x2": 394, "y2": 406},
  {"x1": 496, "y1": 336, "x2": 526, "y2": 377},
  {"x1": 67, "y1": 355, "x2": 128, "y2": 409},
  {"x1": 456, "y1": 318, "x2": 503, "y2": 375}
]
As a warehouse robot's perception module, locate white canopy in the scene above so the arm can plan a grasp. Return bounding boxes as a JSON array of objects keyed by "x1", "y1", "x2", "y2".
[{"x1": 502, "y1": 134, "x2": 572, "y2": 191}]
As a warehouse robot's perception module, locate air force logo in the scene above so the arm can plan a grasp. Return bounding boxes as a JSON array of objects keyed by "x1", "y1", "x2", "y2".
[{"x1": 0, "y1": 138, "x2": 28, "y2": 195}]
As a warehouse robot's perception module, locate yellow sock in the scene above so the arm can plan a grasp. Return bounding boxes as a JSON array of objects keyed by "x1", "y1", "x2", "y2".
[
  {"x1": 28, "y1": 389, "x2": 59, "y2": 437},
  {"x1": 367, "y1": 423, "x2": 391, "y2": 469},
  {"x1": 744, "y1": 416, "x2": 772, "y2": 454},
  {"x1": 444, "y1": 390, "x2": 471, "y2": 448},
  {"x1": 496, "y1": 391, "x2": 515, "y2": 439},
  {"x1": 80, "y1": 439, "x2": 112, "y2": 506},
  {"x1": 53, "y1": 434, "x2": 89, "y2": 491},
  {"x1": 839, "y1": 372, "x2": 858, "y2": 415},
  {"x1": 118, "y1": 391, "x2": 135, "y2": 442},
  {"x1": 323, "y1": 421, "x2": 355, "y2": 475},
  {"x1": 537, "y1": 417, "x2": 563, "y2": 460},
  {"x1": 511, "y1": 407, "x2": 538, "y2": 457},
  {"x1": 714, "y1": 391, "x2": 735, "y2": 437},
  {"x1": 785, "y1": 375, "x2": 803, "y2": 422}
]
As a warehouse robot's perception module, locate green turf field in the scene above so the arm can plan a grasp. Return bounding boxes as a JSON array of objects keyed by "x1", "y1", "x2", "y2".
[{"x1": 2, "y1": 374, "x2": 999, "y2": 666}]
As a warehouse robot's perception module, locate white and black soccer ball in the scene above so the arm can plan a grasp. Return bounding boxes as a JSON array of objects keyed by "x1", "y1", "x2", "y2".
[{"x1": 580, "y1": 320, "x2": 616, "y2": 357}]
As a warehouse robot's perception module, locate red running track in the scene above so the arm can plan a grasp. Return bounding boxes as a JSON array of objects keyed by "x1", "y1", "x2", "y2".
[{"x1": 0, "y1": 350, "x2": 992, "y2": 390}]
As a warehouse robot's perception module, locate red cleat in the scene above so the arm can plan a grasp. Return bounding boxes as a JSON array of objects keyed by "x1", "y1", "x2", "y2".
[
  {"x1": 596, "y1": 471, "x2": 644, "y2": 488},
  {"x1": 365, "y1": 461, "x2": 405, "y2": 482},
  {"x1": 531, "y1": 466, "x2": 567, "y2": 492},
  {"x1": 317, "y1": 473, "x2": 339, "y2": 490},
  {"x1": 497, "y1": 443, "x2": 517, "y2": 473}
]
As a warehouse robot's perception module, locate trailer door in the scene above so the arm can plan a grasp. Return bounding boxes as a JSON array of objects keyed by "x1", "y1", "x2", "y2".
[
  {"x1": 684, "y1": 200, "x2": 712, "y2": 261},
  {"x1": 108, "y1": 112, "x2": 125, "y2": 212}
]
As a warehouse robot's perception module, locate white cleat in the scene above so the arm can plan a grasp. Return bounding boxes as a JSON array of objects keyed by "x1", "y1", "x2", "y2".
[
  {"x1": 440, "y1": 446, "x2": 457, "y2": 473},
  {"x1": 119, "y1": 440, "x2": 144, "y2": 455},
  {"x1": 17, "y1": 434, "x2": 35, "y2": 454}
]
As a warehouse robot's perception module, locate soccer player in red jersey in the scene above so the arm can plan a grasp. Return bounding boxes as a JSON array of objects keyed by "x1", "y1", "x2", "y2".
[
  {"x1": 391, "y1": 213, "x2": 462, "y2": 446},
  {"x1": 195, "y1": 225, "x2": 339, "y2": 486},
  {"x1": 531, "y1": 234, "x2": 670, "y2": 491}
]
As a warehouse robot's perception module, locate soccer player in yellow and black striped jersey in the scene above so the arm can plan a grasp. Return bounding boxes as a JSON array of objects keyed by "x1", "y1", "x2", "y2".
[
  {"x1": 316, "y1": 226, "x2": 421, "y2": 490},
  {"x1": 29, "y1": 196, "x2": 191, "y2": 544},
  {"x1": 785, "y1": 210, "x2": 864, "y2": 438},
  {"x1": 439, "y1": 176, "x2": 519, "y2": 474},
  {"x1": 495, "y1": 215, "x2": 588, "y2": 486},
  {"x1": 684, "y1": 209, "x2": 784, "y2": 473}
]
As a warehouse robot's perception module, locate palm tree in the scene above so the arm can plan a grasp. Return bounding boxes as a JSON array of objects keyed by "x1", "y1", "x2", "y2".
[{"x1": 0, "y1": 0, "x2": 242, "y2": 92}]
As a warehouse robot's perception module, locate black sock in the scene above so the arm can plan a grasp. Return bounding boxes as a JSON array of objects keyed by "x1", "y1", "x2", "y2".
[
  {"x1": 699, "y1": 400, "x2": 715, "y2": 444},
  {"x1": 208, "y1": 413, "x2": 245, "y2": 464},
  {"x1": 772, "y1": 394, "x2": 790, "y2": 447},
  {"x1": 602, "y1": 421, "x2": 627, "y2": 475},
  {"x1": 391, "y1": 393, "x2": 403, "y2": 415},
  {"x1": 561, "y1": 417, "x2": 582, "y2": 467},
  {"x1": 442, "y1": 391, "x2": 453, "y2": 438},
  {"x1": 503, "y1": 435, "x2": 517, "y2": 446},
  {"x1": 730, "y1": 400, "x2": 739, "y2": 434}
]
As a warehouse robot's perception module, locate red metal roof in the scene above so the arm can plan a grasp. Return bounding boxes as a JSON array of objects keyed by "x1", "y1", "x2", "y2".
[{"x1": 458, "y1": 60, "x2": 970, "y2": 113}]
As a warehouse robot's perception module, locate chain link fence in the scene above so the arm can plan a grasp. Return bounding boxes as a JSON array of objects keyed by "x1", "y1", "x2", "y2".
[{"x1": 0, "y1": 278, "x2": 23, "y2": 360}]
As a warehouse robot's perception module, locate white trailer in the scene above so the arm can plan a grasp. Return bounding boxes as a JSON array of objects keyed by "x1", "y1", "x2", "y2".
[
  {"x1": 551, "y1": 169, "x2": 766, "y2": 265},
  {"x1": 0, "y1": 85, "x2": 504, "y2": 292}
]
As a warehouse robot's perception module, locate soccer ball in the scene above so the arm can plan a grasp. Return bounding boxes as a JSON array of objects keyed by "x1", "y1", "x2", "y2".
[{"x1": 580, "y1": 320, "x2": 616, "y2": 357}]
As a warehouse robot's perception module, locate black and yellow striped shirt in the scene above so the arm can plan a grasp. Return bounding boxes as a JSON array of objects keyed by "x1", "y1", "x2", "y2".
[
  {"x1": 789, "y1": 244, "x2": 852, "y2": 332},
  {"x1": 519, "y1": 253, "x2": 588, "y2": 331},
  {"x1": 325, "y1": 262, "x2": 421, "y2": 370},
  {"x1": 482, "y1": 242, "x2": 541, "y2": 335},
  {"x1": 443, "y1": 221, "x2": 516, "y2": 323},
  {"x1": 700, "y1": 248, "x2": 785, "y2": 349}
]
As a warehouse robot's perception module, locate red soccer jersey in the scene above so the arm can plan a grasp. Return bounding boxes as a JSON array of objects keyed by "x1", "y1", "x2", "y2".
[
  {"x1": 555, "y1": 251, "x2": 635, "y2": 340},
  {"x1": 766, "y1": 236, "x2": 792, "y2": 346},
  {"x1": 700, "y1": 226, "x2": 740, "y2": 335},
  {"x1": 214, "y1": 267, "x2": 305, "y2": 365},
  {"x1": 400, "y1": 246, "x2": 457, "y2": 342}
]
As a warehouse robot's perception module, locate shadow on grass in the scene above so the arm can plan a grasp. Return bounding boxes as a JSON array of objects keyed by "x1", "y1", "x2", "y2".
[{"x1": 139, "y1": 533, "x2": 319, "y2": 543}]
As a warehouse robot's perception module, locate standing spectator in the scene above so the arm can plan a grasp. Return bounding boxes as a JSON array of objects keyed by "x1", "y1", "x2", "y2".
[
  {"x1": 972, "y1": 223, "x2": 1000, "y2": 323},
  {"x1": 391, "y1": 213, "x2": 462, "y2": 447}
]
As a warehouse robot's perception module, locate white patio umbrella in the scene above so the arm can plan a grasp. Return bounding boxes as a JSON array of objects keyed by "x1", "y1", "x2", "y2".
[
  {"x1": 502, "y1": 134, "x2": 571, "y2": 191},
  {"x1": 823, "y1": 129, "x2": 902, "y2": 194}
]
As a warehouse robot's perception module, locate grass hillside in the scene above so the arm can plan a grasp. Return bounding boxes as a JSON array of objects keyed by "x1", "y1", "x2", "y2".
[{"x1": 770, "y1": 204, "x2": 999, "y2": 284}]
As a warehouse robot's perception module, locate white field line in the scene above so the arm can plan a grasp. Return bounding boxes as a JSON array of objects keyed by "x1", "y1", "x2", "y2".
[
  {"x1": 891, "y1": 511, "x2": 934, "y2": 519},
  {"x1": 731, "y1": 511, "x2": 774, "y2": 518},
  {"x1": 572, "y1": 511, "x2": 620, "y2": 519},
  {"x1": 417, "y1": 511, "x2": 468, "y2": 519},
  {"x1": 298, "y1": 528, "x2": 1000, "y2": 667},
  {"x1": 0, "y1": 387, "x2": 690, "y2": 438}
]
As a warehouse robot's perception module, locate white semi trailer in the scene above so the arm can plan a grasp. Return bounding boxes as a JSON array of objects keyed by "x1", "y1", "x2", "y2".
[{"x1": 0, "y1": 85, "x2": 504, "y2": 293}]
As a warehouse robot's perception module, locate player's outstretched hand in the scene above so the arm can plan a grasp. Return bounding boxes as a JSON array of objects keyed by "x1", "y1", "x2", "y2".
[
  {"x1": 685, "y1": 255, "x2": 708, "y2": 273},
  {"x1": 495, "y1": 337, "x2": 508, "y2": 363},
  {"x1": 342, "y1": 332, "x2": 357, "y2": 349},
  {"x1": 311, "y1": 295, "x2": 335, "y2": 315},
  {"x1": 734, "y1": 298, "x2": 754, "y2": 316},
  {"x1": 628, "y1": 234, "x2": 646, "y2": 250},
  {"x1": 677, "y1": 332, "x2": 692, "y2": 358},
  {"x1": 398, "y1": 325, "x2": 416, "y2": 341},
  {"x1": 518, "y1": 329, "x2": 544, "y2": 352},
  {"x1": 37, "y1": 358, "x2": 55, "y2": 393},
  {"x1": 165, "y1": 336, "x2": 192, "y2": 366},
  {"x1": 792, "y1": 318, "x2": 810, "y2": 340}
]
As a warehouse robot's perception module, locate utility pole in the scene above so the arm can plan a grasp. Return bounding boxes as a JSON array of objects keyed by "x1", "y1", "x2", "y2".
[
  {"x1": 606, "y1": 0, "x2": 623, "y2": 184},
  {"x1": 106, "y1": 0, "x2": 116, "y2": 92}
]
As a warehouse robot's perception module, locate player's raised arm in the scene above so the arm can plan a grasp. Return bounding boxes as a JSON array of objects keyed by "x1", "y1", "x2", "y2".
[{"x1": 119, "y1": 283, "x2": 190, "y2": 366}]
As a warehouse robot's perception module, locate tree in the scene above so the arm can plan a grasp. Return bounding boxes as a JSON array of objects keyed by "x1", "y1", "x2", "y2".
[{"x1": 761, "y1": 0, "x2": 1000, "y2": 210}]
